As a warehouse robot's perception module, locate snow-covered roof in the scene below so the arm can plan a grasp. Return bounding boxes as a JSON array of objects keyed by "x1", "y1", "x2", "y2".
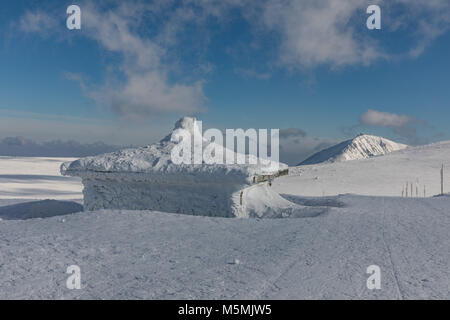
[{"x1": 61, "y1": 117, "x2": 287, "y2": 183}]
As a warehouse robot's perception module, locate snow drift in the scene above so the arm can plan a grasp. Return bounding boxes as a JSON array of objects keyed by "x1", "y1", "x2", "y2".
[
  {"x1": 61, "y1": 117, "x2": 302, "y2": 218},
  {"x1": 299, "y1": 134, "x2": 407, "y2": 165}
]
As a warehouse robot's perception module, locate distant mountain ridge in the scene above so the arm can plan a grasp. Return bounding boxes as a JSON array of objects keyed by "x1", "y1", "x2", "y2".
[
  {"x1": 0, "y1": 136, "x2": 126, "y2": 157},
  {"x1": 299, "y1": 134, "x2": 408, "y2": 165}
]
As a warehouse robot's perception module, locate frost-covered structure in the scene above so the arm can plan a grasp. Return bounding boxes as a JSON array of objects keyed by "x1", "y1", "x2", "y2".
[{"x1": 61, "y1": 117, "x2": 294, "y2": 218}]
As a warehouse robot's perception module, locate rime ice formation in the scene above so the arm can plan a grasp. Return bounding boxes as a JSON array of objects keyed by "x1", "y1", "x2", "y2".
[
  {"x1": 61, "y1": 117, "x2": 293, "y2": 218},
  {"x1": 299, "y1": 134, "x2": 408, "y2": 165}
]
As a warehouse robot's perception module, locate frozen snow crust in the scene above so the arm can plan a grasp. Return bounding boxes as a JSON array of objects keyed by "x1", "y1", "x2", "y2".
[{"x1": 61, "y1": 117, "x2": 297, "y2": 218}]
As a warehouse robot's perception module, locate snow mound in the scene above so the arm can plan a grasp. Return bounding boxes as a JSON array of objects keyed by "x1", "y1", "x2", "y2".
[
  {"x1": 299, "y1": 134, "x2": 407, "y2": 165},
  {"x1": 239, "y1": 184, "x2": 330, "y2": 218}
]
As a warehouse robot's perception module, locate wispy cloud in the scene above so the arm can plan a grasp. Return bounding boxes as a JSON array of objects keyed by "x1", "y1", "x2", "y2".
[
  {"x1": 19, "y1": 1, "x2": 207, "y2": 118},
  {"x1": 80, "y1": 2, "x2": 209, "y2": 117},
  {"x1": 17, "y1": 1, "x2": 450, "y2": 68},
  {"x1": 250, "y1": 0, "x2": 450, "y2": 69},
  {"x1": 359, "y1": 109, "x2": 429, "y2": 145},
  {"x1": 254, "y1": 0, "x2": 384, "y2": 69},
  {"x1": 18, "y1": 10, "x2": 58, "y2": 35},
  {"x1": 360, "y1": 109, "x2": 416, "y2": 128},
  {"x1": 385, "y1": 0, "x2": 450, "y2": 57}
]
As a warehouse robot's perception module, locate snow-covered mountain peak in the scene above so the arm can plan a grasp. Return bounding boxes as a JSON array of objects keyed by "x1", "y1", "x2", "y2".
[{"x1": 299, "y1": 134, "x2": 408, "y2": 165}]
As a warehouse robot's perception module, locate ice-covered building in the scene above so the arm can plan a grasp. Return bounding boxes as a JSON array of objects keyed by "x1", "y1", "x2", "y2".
[{"x1": 61, "y1": 117, "x2": 297, "y2": 218}]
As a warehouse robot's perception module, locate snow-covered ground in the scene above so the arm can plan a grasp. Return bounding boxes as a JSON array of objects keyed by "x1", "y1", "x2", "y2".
[
  {"x1": 0, "y1": 195, "x2": 449, "y2": 299},
  {"x1": 0, "y1": 156, "x2": 82, "y2": 200},
  {"x1": 276, "y1": 141, "x2": 450, "y2": 197},
  {"x1": 0, "y1": 143, "x2": 449, "y2": 299}
]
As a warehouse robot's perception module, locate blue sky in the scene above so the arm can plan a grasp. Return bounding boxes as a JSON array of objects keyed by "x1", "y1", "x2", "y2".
[{"x1": 1, "y1": 0, "x2": 450, "y2": 163}]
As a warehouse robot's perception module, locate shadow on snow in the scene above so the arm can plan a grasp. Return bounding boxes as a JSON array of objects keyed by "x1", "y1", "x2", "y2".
[{"x1": 0, "y1": 200, "x2": 83, "y2": 220}]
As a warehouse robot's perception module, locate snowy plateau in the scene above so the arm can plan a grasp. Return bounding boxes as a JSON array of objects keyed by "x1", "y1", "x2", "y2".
[{"x1": 0, "y1": 137, "x2": 449, "y2": 299}]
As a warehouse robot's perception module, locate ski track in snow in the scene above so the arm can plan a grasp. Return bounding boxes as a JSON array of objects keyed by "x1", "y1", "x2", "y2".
[
  {"x1": 0, "y1": 195, "x2": 449, "y2": 299},
  {"x1": 380, "y1": 197, "x2": 404, "y2": 300}
]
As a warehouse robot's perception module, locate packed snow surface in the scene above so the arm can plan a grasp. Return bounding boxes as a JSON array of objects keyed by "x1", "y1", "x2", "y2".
[
  {"x1": 0, "y1": 195, "x2": 449, "y2": 299},
  {"x1": 300, "y1": 134, "x2": 407, "y2": 165}
]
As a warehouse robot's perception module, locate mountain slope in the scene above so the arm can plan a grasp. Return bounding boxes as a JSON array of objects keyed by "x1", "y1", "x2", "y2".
[
  {"x1": 275, "y1": 141, "x2": 450, "y2": 198},
  {"x1": 299, "y1": 134, "x2": 407, "y2": 165}
]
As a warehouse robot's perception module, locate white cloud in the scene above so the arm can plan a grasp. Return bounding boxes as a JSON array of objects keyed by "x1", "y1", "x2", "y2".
[
  {"x1": 18, "y1": 11, "x2": 58, "y2": 35},
  {"x1": 360, "y1": 109, "x2": 414, "y2": 128},
  {"x1": 79, "y1": 2, "x2": 206, "y2": 117},
  {"x1": 255, "y1": 0, "x2": 384, "y2": 68},
  {"x1": 250, "y1": 0, "x2": 450, "y2": 68},
  {"x1": 84, "y1": 71, "x2": 205, "y2": 117},
  {"x1": 359, "y1": 109, "x2": 431, "y2": 145},
  {"x1": 18, "y1": 1, "x2": 450, "y2": 70},
  {"x1": 18, "y1": 2, "x2": 207, "y2": 118},
  {"x1": 386, "y1": 0, "x2": 450, "y2": 57}
]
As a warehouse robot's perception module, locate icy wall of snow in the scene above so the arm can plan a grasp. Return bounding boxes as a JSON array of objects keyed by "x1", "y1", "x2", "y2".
[
  {"x1": 81, "y1": 176, "x2": 244, "y2": 217},
  {"x1": 81, "y1": 176, "x2": 306, "y2": 218}
]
